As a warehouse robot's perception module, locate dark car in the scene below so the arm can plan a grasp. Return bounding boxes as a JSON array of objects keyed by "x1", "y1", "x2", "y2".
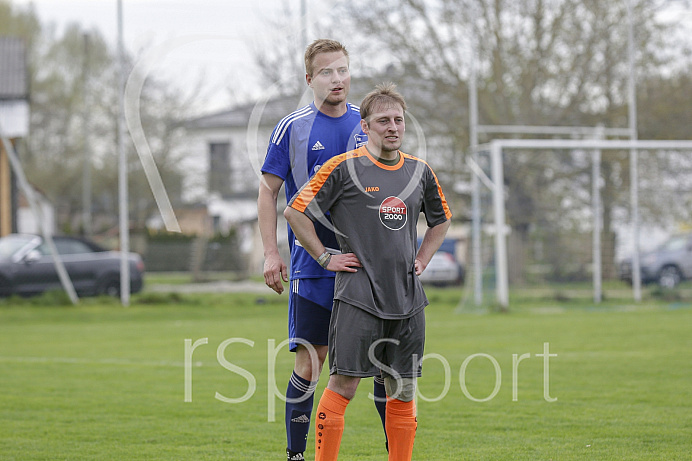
[
  {"x1": 619, "y1": 233, "x2": 692, "y2": 288},
  {"x1": 0, "y1": 233, "x2": 144, "y2": 297}
]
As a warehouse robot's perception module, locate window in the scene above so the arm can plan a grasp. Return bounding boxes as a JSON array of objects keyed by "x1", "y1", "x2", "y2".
[
  {"x1": 208, "y1": 142, "x2": 232, "y2": 197},
  {"x1": 38, "y1": 239, "x2": 93, "y2": 255}
]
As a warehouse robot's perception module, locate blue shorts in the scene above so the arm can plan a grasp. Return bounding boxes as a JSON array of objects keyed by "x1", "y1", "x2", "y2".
[{"x1": 288, "y1": 278, "x2": 334, "y2": 352}]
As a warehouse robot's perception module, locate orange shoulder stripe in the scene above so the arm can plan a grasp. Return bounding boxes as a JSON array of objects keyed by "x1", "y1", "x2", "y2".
[
  {"x1": 290, "y1": 147, "x2": 367, "y2": 213},
  {"x1": 401, "y1": 153, "x2": 453, "y2": 220}
]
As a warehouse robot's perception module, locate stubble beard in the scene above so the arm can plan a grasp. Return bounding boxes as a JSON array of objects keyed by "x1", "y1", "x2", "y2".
[
  {"x1": 383, "y1": 138, "x2": 402, "y2": 153},
  {"x1": 321, "y1": 92, "x2": 347, "y2": 107}
]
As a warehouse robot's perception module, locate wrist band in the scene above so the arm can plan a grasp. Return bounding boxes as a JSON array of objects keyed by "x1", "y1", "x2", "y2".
[{"x1": 316, "y1": 251, "x2": 331, "y2": 268}]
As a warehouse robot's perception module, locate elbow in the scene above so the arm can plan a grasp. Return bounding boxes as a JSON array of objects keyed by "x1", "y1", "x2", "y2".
[
  {"x1": 432, "y1": 218, "x2": 451, "y2": 231},
  {"x1": 283, "y1": 206, "x2": 295, "y2": 223}
]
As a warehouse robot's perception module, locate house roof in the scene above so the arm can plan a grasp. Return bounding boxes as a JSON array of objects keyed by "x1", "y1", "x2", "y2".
[
  {"x1": 184, "y1": 79, "x2": 378, "y2": 131},
  {"x1": 0, "y1": 37, "x2": 29, "y2": 100},
  {"x1": 185, "y1": 94, "x2": 306, "y2": 130},
  {"x1": 182, "y1": 72, "x2": 465, "y2": 134}
]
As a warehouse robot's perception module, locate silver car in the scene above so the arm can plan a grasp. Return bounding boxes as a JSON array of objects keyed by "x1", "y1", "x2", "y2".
[
  {"x1": 619, "y1": 233, "x2": 692, "y2": 288},
  {"x1": 0, "y1": 233, "x2": 145, "y2": 297},
  {"x1": 418, "y1": 250, "x2": 465, "y2": 286}
]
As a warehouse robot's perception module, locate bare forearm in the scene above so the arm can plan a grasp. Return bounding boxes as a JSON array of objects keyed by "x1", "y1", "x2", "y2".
[
  {"x1": 257, "y1": 186, "x2": 280, "y2": 256},
  {"x1": 283, "y1": 207, "x2": 326, "y2": 260},
  {"x1": 284, "y1": 206, "x2": 361, "y2": 273},
  {"x1": 258, "y1": 173, "x2": 288, "y2": 293},
  {"x1": 416, "y1": 220, "x2": 451, "y2": 272}
]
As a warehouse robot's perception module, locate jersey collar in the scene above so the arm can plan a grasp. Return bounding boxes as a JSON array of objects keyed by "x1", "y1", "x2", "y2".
[{"x1": 360, "y1": 146, "x2": 405, "y2": 170}]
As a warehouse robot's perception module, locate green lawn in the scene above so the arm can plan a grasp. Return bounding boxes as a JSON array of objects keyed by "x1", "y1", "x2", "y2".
[{"x1": 1, "y1": 289, "x2": 691, "y2": 460}]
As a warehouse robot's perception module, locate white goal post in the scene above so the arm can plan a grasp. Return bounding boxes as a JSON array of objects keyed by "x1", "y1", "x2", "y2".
[{"x1": 476, "y1": 138, "x2": 692, "y2": 309}]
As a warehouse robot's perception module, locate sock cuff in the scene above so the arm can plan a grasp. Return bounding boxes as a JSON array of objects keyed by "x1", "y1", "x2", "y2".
[
  {"x1": 321, "y1": 388, "x2": 350, "y2": 414},
  {"x1": 386, "y1": 397, "x2": 416, "y2": 416},
  {"x1": 290, "y1": 371, "x2": 318, "y2": 394}
]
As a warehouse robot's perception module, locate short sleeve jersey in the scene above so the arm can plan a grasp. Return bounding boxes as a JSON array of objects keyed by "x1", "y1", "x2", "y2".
[
  {"x1": 289, "y1": 146, "x2": 452, "y2": 319},
  {"x1": 261, "y1": 102, "x2": 367, "y2": 280}
]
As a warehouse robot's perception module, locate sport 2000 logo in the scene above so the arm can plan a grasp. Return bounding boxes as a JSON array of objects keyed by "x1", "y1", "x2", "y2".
[{"x1": 183, "y1": 338, "x2": 557, "y2": 422}]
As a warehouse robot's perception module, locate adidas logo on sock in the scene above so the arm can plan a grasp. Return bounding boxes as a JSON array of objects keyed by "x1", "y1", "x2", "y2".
[
  {"x1": 312, "y1": 140, "x2": 325, "y2": 150},
  {"x1": 290, "y1": 414, "x2": 310, "y2": 424},
  {"x1": 287, "y1": 449, "x2": 305, "y2": 460}
]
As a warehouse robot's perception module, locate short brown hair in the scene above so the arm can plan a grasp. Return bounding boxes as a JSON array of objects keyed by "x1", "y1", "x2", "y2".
[
  {"x1": 304, "y1": 39, "x2": 349, "y2": 77},
  {"x1": 360, "y1": 82, "x2": 407, "y2": 121}
]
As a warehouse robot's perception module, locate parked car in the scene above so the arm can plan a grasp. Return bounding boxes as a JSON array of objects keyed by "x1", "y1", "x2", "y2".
[
  {"x1": 618, "y1": 233, "x2": 692, "y2": 288},
  {"x1": 418, "y1": 250, "x2": 465, "y2": 286},
  {"x1": 0, "y1": 233, "x2": 145, "y2": 297}
]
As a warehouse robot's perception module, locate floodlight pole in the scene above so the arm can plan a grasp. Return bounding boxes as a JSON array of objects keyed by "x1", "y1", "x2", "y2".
[
  {"x1": 469, "y1": 1, "x2": 483, "y2": 306},
  {"x1": 117, "y1": 0, "x2": 131, "y2": 306},
  {"x1": 300, "y1": 0, "x2": 308, "y2": 51},
  {"x1": 627, "y1": 0, "x2": 642, "y2": 302},
  {"x1": 81, "y1": 33, "x2": 92, "y2": 237}
]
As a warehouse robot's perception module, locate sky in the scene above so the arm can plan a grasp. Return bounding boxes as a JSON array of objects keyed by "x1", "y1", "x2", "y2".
[
  {"x1": 12, "y1": 0, "x2": 335, "y2": 114},
  {"x1": 12, "y1": 0, "x2": 692, "y2": 116}
]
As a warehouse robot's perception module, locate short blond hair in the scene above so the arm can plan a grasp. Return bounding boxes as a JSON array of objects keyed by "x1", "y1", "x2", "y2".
[
  {"x1": 360, "y1": 82, "x2": 407, "y2": 121},
  {"x1": 304, "y1": 39, "x2": 349, "y2": 77}
]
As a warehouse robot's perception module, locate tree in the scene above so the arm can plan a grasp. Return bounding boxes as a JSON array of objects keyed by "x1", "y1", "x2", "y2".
[
  {"x1": 330, "y1": 0, "x2": 691, "y2": 282},
  {"x1": 1, "y1": 0, "x2": 190, "y2": 235}
]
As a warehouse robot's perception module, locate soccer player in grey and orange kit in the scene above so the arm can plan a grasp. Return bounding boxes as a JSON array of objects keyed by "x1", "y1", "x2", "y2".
[
  {"x1": 285, "y1": 82, "x2": 452, "y2": 460},
  {"x1": 257, "y1": 39, "x2": 387, "y2": 461}
]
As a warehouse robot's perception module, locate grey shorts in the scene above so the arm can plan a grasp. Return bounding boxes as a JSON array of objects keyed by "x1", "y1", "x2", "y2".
[{"x1": 328, "y1": 300, "x2": 425, "y2": 378}]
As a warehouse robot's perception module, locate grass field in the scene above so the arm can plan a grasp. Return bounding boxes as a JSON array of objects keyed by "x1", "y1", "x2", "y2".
[{"x1": 1, "y1": 286, "x2": 691, "y2": 460}]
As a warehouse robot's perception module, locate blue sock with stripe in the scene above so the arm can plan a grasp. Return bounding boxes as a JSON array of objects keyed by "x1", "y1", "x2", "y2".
[
  {"x1": 286, "y1": 371, "x2": 317, "y2": 454},
  {"x1": 373, "y1": 376, "x2": 388, "y2": 444}
]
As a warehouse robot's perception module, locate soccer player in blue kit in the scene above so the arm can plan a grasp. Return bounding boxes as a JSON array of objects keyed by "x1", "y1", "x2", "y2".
[{"x1": 257, "y1": 39, "x2": 387, "y2": 461}]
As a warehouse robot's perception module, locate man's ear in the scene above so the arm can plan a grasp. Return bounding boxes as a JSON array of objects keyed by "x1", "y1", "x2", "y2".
[
  {"x1": 360, "y1": 119, "x2": 369, "y2": 134},
  {"x1": 305, "y1": 73, "x2": 312, "y2": 86}
]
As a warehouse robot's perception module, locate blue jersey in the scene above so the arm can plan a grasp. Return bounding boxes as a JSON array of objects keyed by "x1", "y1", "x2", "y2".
[{"x1": 261, "y1": 102, "x2": 367, "y2": 280}]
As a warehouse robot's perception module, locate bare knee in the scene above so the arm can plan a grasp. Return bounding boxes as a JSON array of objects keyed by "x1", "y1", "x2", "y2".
[
  {"x1": 294, "y1": 344, "x2": 328, "y2": 381},
  {"x1": 384, "y1": 376, "x2": 417, "y2": 402},
  {"x1": 327, "y1": 374, "x2": 361, "y2": 400}
]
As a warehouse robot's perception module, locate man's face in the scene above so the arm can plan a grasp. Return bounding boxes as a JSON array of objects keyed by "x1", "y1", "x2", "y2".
[
  {"x1": 306, "y1": 51, "x2": 350, "y2": 107},
  {"x1": 361, "y1": 103, "x2": 405, "y2": 153}
]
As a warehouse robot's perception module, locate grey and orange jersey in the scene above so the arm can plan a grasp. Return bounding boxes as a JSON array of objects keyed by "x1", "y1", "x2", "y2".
[{"x1": 289, "y1": 146, "x2": 452, "y2": 319}]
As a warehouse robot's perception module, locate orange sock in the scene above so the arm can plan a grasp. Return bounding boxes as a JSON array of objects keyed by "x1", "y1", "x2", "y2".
[
  {"x1": 385, "y1": 397, "x2": 417, "y2": 461},
  {"x1": 314, "y1": 388, "x2": 349, "y2": 461}
]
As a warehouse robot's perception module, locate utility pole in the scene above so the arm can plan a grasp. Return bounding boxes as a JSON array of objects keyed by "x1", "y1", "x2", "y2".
[
  {"x1": 627, "y1": 0, "x2": 641, "y2": 303},
  {"x1": 81, "y1": 33, "x2": 92, "y2": 237},
  {"x1": 117, "y1": 0, "x2": 130, "y2": 306}
]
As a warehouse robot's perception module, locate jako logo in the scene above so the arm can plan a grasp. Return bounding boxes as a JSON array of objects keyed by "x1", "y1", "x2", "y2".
[
  {"x1": 379, "y1": 196, "x2": 407, "y2": 231},
  {"x1": 365, "y1": 186, "x2": 379, "y2": 192}
]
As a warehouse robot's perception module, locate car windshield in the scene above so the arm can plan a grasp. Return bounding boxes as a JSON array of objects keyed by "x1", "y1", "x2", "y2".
[
  {"x1": 658, "y1": 235, "x2": 689, "y2": 252},
  {"x1": 0, "y1": 235, "x2": 35, "y2": 258}
]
